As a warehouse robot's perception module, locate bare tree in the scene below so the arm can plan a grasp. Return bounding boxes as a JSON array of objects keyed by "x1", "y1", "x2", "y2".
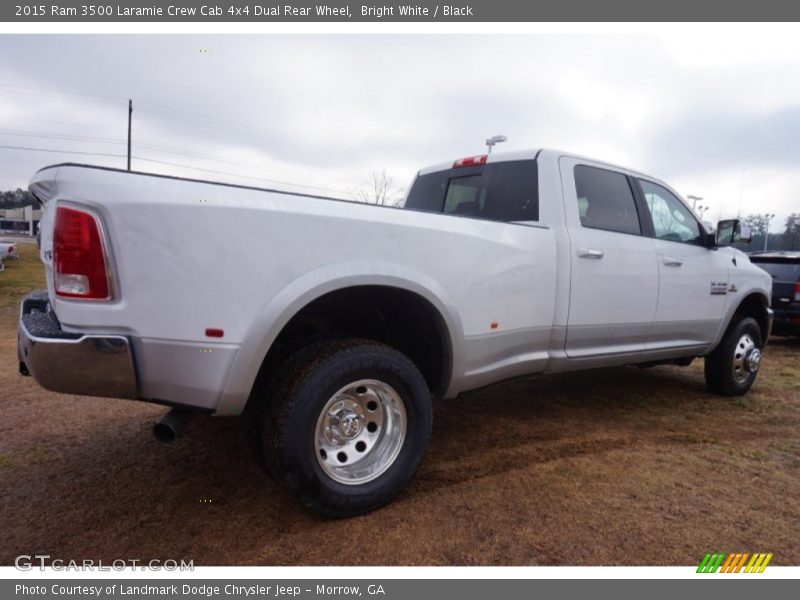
[{"x1": 355, "y1": 170, "x2": 401, "y2": 207}]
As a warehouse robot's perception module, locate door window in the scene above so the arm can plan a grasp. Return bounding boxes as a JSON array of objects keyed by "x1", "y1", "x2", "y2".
[
  {"x1": 639, "y1": 180, "x2": 702, "y2": 245},
  {"x1": 574, "y1": 165, "x2": 641, "y2": 235}
]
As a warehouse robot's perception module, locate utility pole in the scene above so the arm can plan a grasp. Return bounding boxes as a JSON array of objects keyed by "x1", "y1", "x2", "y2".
[{"x1": 127, "y1": 99, "x2": 132, "y2": 171}]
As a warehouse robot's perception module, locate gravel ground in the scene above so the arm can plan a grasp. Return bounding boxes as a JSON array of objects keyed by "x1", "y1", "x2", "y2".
[{"x1": 2, "y1": 244, "x2": 799, "y2": 565}]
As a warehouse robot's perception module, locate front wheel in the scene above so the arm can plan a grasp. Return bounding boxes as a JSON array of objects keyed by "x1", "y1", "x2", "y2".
[
  {"x1": 704, "y1": 317, "x2": 764, "y2": 396},
  {"x1": 260, "y1": 339, "x2": 432, "y2": 517}
]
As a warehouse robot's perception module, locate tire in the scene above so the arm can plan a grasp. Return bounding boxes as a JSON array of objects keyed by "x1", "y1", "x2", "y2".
[
  {"x1": 704, "y1": 317, "x2": 764, "y2": 396},
  {"x1": 259, "y1": 338, "x2": 432, "y2": 517}
]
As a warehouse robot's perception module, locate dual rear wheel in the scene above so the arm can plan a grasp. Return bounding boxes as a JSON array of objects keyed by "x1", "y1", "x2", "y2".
[{"x1": 258, "y1": 339, "x2": 432, "y2": 518}]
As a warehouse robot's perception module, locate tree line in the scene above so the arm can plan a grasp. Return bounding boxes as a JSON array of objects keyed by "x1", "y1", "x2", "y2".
[
  {"x1": 738, "y1": 213, "x2": 800, "y2": 252},
  {"x1": 0, "y1": 188, "x2": 37, "y2": 209}
]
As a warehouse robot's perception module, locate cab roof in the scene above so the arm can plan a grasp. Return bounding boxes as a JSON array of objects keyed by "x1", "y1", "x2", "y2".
[{"x1": 417, "y1": 148, "x2": 656, "y2": 181}]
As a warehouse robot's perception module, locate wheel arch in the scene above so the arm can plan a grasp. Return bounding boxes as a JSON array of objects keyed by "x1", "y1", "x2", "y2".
[
  {"x1": 711, "y1": 290, "x2": 771, "y2": 351},
  {"x1": 216, "y1": 262, "x2": 464, "y2": 415}
]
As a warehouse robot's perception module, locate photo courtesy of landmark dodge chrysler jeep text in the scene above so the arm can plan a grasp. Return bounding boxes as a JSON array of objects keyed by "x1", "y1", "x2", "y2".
[{"x1": 18, "y1": 149, "x2": 773, "y2": 516}]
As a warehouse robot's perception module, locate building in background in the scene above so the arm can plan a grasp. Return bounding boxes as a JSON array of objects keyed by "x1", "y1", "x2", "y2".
[{"x1": 0, "y1": 205, "x2": 40, "y2": 235}]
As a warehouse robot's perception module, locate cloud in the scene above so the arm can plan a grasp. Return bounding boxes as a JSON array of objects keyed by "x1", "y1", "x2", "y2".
[{"x1": 0, "y1": 33, "x2": 797, "y2": 223}]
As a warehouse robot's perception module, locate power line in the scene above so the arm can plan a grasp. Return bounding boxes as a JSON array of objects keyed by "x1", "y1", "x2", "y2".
[
  {"x1": 136, "y1": 101, "x2": 359, "y2": 155},
  {"x1": 0, "y1": 87, "x2": 360, "y2": 156},
  {"x1": 0, "y1": 85, "x2": 126, "y2": 105},
  {"x1": 0, "y1": 144, "x2": 351, "y2": 197},
  {"x1": 0, "y1": 144, "x2": 127, "y2": 159},
  {"x1": 0, "y1": 127, "x2": 348, "y2": 179},
  {"x1": 131, "y1": 155, "x2": 350, "y2": 196},
  {"x1": 0, "y1": 130, "x2": 353, "y2": 194},
  {"x1": 0, "y1": 129, "x2": 125, "y2": 145}
]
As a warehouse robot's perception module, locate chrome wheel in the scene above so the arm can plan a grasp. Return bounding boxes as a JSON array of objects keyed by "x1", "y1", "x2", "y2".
[
  {"x1": 732, "y1": 333, "x2": 760, "y2": 384},
  {"x1": 315, "y1": 379, "x2": 407, "y2": 485}
]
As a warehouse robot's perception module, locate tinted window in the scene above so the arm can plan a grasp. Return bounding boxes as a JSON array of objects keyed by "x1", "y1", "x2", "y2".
[
  {"x1": 404, "y1": 160, "x2": 538, "y2": 222},
  {"x1": 574, "y1": 165, "x2": 641, "y2": 235},
  {"x1": 443, "y1": 175, "x2": 487, "y2": 215},
  {"x1": 748, "y1": 257, "x2": 799, "y2": 282},
  {"x1": 403, "y1": 169, "x2": 449, "y2": 212},
  {"x1": 639, "y1": 180, "x2": 702, "y2": 245}
]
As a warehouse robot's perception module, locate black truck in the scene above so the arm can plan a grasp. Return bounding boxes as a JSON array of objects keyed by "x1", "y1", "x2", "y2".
[{"x1": 749, "y1": 251, "x2": 800, "y2": 336}]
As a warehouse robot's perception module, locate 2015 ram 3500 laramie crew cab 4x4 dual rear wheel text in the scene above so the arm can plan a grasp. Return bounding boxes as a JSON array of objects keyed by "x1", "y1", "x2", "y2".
[{"x1": 18, "y1": 149, "x2": 773, "y2": 516}]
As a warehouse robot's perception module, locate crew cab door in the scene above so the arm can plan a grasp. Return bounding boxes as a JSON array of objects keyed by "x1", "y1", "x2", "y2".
[
  {"x1": 634, "y1": 179, "x2": 731, "y2": 349},
  {"x1": 559, "y1": 158, "x2": 659, "y2": 357}
]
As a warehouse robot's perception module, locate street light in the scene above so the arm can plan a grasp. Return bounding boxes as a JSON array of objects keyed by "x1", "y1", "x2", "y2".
[
  {"x1": 698, "y1": 205, "x2": 709, "y2": 219},
  {"x1": 485, "y1": 135, "x2": 507, "y2": 154},
  {"x1": 687, "y1": 195, "x2": 703, "y2": 210},
  {"x1": 764, "y1": 213, "x2": 776, "y2": 251}
]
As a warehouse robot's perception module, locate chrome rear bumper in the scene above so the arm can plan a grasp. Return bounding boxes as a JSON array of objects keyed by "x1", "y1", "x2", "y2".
[{"x1": 18, "y1": 290, "x2": 137, "y2": 399}]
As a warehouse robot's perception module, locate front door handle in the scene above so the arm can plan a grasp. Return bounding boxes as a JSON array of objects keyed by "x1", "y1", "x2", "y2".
[
  {"x1": 663, "y1": 257, "x2": 683, "y2": 267},
  {"x1": 578, "y1": 248, "x2": 604, "y2": 259}
]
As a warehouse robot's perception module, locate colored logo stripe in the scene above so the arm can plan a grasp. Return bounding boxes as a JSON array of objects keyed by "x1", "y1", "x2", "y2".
[
  {"x1": 697, "y1": 553, "x2": 726, "y2": 573},
  {"x1": 698, "y1": 552, "x2": 772, "y2": 573}
]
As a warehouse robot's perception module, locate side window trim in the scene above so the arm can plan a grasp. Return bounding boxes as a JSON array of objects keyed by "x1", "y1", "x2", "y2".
[{"x1": 627, "y1": 175, "x2": 656, "y2": 238}]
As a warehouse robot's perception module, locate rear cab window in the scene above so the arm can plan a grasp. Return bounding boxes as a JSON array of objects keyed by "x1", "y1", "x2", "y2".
[{"x1": 403, "y1": 159, "x2": 538, "y2": 223}]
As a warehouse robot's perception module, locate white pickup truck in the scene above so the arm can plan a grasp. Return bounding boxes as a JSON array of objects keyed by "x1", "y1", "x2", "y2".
[{"x1": 18, "y1": 149, "x2": 772, "y2": 516}]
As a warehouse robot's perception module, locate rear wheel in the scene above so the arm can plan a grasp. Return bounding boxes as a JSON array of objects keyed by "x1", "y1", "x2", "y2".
[
  {"x1": 260, "y1": 339, "x2": 432, "y2": 517},
  {"x1": 704, "y1": 317, "x2": 763, "y2": 396}
]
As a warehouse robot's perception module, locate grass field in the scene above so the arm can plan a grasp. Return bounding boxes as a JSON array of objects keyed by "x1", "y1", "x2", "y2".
[
  {"x1": 1, "y1": 242, "x2": 799, "y2": 566},
  {"x1": 0, "y1": 241, "x2": 43, "y2": 310}
]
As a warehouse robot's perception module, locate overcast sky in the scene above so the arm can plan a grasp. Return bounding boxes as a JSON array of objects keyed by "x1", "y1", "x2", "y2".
[{"x1": 0, "y1": 33, "x2": 798, "y2": 226}]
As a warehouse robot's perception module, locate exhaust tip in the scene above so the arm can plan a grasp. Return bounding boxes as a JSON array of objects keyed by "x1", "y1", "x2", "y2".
[
  {"x1": 153, "y1": 408, "x2": 193, "y2": 443},
  {"x1": 153, "y1": 422, "x2": 177, "y2": 443}
]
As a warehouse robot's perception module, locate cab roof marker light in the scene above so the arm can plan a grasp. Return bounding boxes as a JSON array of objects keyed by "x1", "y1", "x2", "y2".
[{"x1": 453, "y1": 155, "x2": 488, "y2": 169}]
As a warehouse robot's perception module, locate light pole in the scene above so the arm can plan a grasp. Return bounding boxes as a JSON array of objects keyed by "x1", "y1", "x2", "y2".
[
  {"x1": 698, "y1": 205, "x2": 709, "y2": 220},
  {"x1": 687, "y1": 195, "x2": 703, "y2": 210},
  {"x1": 764, "y1": 213, "x2": 776, "y2": 251},
  {"x1": 485, "y1": 135, "x2": 507, "y2": 154}
]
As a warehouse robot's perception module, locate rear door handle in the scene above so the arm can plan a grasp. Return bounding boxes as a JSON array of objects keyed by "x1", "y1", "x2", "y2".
[
  {"x1": 578, "y1": 248, "x2": 604, "y2": 259},
  {"x1": 663, "y1": 257, "x2": 683, "y2": 267}
]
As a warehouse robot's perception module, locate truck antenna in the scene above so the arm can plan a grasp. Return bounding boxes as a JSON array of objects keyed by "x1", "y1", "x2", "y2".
[{"x1": 127, "y1": 99, "x2": 133, "y2": 171}]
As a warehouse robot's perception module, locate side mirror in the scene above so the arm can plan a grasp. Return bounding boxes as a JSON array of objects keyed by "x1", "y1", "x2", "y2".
[{"x1": 715, "y1": 219, "x2": 752, "y2": 246}]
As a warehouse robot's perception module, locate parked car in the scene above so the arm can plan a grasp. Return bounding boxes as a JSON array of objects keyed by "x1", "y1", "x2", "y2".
[
  {"x1": 0, "y1": 241, "x2": 18, "y2": 260},
  {"x1": 749, "y1": 251, "x2": 800, "y2": 336},
  {"x1": 18, "y1": 150, "x2": 773, "y2": 516}
]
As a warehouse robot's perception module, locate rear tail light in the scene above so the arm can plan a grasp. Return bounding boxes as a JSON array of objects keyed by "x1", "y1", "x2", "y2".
[
  {"x1": 795, "y1": 282, "x2": 800, "y2": 302},
  {"x1": 53, "y1": 206, "x2": 112, "y2": 300},
  {"x1": 453, "y1": 155, "x2": 488, "y2": 169}
]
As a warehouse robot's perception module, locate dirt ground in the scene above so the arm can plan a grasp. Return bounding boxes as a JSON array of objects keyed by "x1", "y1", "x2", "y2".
[{"x1": 1, "y1": 243, "x2": 799, "y2": 566}]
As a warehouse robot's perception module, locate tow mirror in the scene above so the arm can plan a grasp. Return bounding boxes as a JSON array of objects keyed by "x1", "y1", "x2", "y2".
[{"x1": 715, "y1": 219, "x2": 752, "y2": 246}]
